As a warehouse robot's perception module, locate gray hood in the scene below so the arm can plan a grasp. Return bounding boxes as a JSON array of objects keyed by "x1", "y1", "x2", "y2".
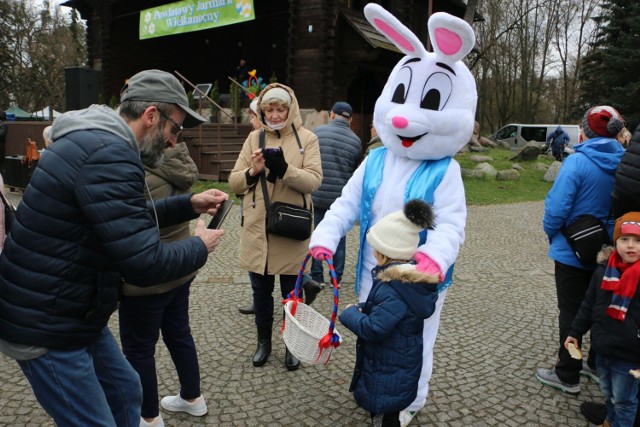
[{"x1": 51, "y1": 105, "x2": 139, "y2": 154}]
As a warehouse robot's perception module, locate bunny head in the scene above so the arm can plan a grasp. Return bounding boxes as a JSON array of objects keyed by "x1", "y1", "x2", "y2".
[{"x1": 364, "y1": 4, "x2": 477, "y2": 160}]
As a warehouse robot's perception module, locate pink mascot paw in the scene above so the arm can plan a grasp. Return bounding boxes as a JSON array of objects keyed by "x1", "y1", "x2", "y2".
[
  {"x1": 310, "y1": 246, "x2": 333, "y2": 261},
  {"x1": 414, "y1": 252, "x2": 444, "y2": 282}
]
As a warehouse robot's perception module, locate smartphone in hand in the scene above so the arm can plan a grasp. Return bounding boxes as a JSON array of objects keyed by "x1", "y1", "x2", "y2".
[
  {"x1": 262, "y1": 147, "x2": 281, "y2": 158},
  {"x1": 207, "y1": 199, "x2": 234, "y2": 229}
]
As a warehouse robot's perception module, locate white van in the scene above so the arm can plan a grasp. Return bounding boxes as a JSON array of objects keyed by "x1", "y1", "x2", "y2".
[{"x1": 489, "y1": 123, "x2": 581, "y2": 150}]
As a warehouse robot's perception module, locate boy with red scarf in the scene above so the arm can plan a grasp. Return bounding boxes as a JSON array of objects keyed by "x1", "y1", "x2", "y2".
[{"x1": 566, "y1": 211, "x2": 640, "y2": 427}]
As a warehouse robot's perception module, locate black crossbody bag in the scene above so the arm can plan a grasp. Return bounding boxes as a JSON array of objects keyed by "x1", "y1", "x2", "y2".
[{"x1": 561, "y1": 214, "x2": 612, "y2": 266}]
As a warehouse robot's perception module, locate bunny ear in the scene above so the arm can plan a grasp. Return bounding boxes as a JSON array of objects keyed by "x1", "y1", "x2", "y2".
[
  {"x1": 428, "y1": 12, "x2": 476, "y2": 64},
  {"x1": 364, "y1": 3, "x2": 428, "y2": 58}
]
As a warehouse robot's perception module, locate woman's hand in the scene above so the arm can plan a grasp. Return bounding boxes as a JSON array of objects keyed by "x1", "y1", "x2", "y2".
[
  {"x1": 264, "y1": 148, "x2": 288, "y2": 179},
  {"x1": 248, "y1": 149, "x2": 266, "y2": 177}
]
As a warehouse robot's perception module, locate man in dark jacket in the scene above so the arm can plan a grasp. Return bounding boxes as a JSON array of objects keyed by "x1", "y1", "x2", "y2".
[
  {"x1": 310, "y1": 101, "x2": 361, "y2": 284},
  {"x1": 612, "y1": 123, "x2": 640, "y2": 218},
  {"x1": 0, "y1": 69, "x2": 228, "y2": 426},
  {"x1": 547, "y1": 125, "x2": 571, "y2": 161}
]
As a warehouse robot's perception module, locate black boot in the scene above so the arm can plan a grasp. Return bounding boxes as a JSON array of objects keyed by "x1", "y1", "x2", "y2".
[
  {"x1": 302, "y1": 279, "x2": 324, "y2": 306},
  {"x1": 253, "y1": 325, "x2": 272, "y2": 367},
  {"x1": 285, "y1": 346, "x2": 300, "y2": 371},
  {"x1": 238, "y1": 302, "x2": 255, "y2": 315},
  {"x1": 580, "y1": 402, "x2": 606, "y2": 425}
]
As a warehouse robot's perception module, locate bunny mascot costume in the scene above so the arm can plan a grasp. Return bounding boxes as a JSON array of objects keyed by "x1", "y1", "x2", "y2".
[{"x1": 309, "y1": 4, "x2": 476, "y2": 424}]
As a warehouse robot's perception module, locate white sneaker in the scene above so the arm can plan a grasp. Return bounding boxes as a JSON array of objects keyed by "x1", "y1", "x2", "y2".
[
  {"x1": 399, "y1": 409, "x2": 418, "y2": 427},
  {"x1": 140, "y1": 415, "x2": 164, "y2": 427},
  {"x1": 160, "y1": 394, "x2": 208, "y2": 416}
]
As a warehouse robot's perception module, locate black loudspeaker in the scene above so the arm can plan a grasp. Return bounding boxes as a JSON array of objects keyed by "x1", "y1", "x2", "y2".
[{"x1": 65, "y1": 67, "x2": 101, "y2": 111}]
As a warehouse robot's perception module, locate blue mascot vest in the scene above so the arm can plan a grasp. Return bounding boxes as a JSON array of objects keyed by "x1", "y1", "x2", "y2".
[{"x1": 357, "y1": 147, "x2": 454, "y2": 294}]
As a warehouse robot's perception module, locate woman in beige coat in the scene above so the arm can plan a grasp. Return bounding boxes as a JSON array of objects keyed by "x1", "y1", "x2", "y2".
[{"x1": 229, "y1": 84, "x2": 322, "y2": 370}]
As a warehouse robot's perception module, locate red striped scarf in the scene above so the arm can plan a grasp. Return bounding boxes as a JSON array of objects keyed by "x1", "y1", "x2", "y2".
[{"x1": 601, "y1": 251, "x2": 640, "y2": 321}]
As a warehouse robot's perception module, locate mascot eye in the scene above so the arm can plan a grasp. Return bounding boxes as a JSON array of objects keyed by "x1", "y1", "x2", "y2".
[
  {"x1": 391, "y1": 67, "x2": 412, "y2": 104},
  {"x1": 420, "y1": 72, "x2": 452, "y2": 111}
]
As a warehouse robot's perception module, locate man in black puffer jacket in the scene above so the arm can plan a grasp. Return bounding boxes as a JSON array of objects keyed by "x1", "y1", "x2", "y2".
[
  {"x1": 310, "y1": 102, "x2": 362, "y2": 284},
  {"x1": 612, "y1": 124, "x2": 640, "y2": 218},
  {"x1": 0, "y1": 69, "x2": 228, "y2": 426}
]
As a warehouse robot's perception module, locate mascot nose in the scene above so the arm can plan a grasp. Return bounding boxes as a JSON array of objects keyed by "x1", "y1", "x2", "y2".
[{"x1": 392, "y1": 116, "x2": 409, "y2": 129}]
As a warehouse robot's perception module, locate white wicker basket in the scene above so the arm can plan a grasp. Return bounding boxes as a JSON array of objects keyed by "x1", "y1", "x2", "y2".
[{"x1": 282, "y1": 300, "x2": 342, "y2": 365}]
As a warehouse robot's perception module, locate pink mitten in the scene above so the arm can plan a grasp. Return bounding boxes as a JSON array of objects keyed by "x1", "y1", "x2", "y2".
[
  {"x1": 414, "y1": 252, "x2": 444, "y2": 282},
  {"x1": 310, "y1": 246, "x2": 333, "y2": 261}
]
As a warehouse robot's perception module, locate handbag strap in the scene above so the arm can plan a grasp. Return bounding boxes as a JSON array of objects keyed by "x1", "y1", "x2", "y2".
[
  {"x1": 258, "y1": 131, "x2": 272, "y2": 211},
  {"x1": 0, "y1": 190, "x2": 14, "y2": 212},
  {"x1": 257, "y1": 130, "x2": 307, "y2": 209}
]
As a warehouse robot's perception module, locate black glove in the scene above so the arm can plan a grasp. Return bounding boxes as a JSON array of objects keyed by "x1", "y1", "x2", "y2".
[{"x1": 263, "y1": 148, "x2": 288, "y2": 181}]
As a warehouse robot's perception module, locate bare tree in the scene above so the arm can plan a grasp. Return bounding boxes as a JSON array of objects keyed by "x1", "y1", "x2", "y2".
[
  {"x1": 550, "y1": 0, "x2": 600, "y2": 122},
  {"x1": 470, "y1": 0, "x2": 603, "y2": 135},
  {"x1": 0, "y1": 0, "x2": 86, "y2": 112}
]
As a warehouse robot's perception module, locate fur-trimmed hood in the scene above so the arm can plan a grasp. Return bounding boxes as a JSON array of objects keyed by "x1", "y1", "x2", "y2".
[
  {"x1": 596, "y1": 246, "x2": 616, "y2": 265},
  {"x1": 375, "y1": 263, "x2": 439, "y2": 319},
  {"x1": 377, "y1": 263, "x2": 440, "y2": 284}
]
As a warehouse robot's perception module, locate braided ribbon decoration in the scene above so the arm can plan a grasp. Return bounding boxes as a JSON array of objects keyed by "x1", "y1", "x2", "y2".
[{"x1": 281, "y1": 252, "x2": 341, "y2": 365}]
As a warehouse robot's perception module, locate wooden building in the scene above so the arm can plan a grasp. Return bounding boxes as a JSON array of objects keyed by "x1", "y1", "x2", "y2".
[
  {"x1": 62, "y1": 0, "x2": 470, "y2": 126},
  {"x1": 54, "y1": 0, "x2": 472, "y2": 180}
]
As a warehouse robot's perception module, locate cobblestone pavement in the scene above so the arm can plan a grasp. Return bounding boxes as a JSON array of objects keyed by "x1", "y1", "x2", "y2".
[{"x1": 0, "y1": 194, "x2": 601, "y2": 426}]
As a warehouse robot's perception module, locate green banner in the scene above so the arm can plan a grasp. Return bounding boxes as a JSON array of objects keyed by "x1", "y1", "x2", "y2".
[{"x1": 140, "y1": 0, "x2": 255, "y2": 40}]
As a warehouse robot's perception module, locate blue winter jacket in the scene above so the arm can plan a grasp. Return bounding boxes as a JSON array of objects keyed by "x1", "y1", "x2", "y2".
[
  {"x1": 338, "y1": 262, "x2": 439, "y2": 414},
  {"x1": 547, "y1": 126, "x2": 570, "y2": 153},
  {"x1": 543, "y1": 137, "x2": 624, "y2": 269},
  {"x1": 0, "y1": 106, "x2": 208, "y2": 350}
]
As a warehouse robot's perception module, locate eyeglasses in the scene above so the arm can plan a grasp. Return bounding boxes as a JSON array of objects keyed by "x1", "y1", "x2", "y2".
[{"x1": 157, "y1": 108, "x2": 183, "y2": 136}]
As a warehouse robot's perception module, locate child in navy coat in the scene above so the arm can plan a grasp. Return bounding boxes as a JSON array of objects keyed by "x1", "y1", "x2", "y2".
[{"x1": 339, "y1": 200, "x2": 440, "y2": 427}]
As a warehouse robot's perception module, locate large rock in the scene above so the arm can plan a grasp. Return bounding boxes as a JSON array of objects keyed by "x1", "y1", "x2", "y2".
[
  {"x1": 469, "y1": 145, "x2": 487, "y2": 152},
  {"x1": 543, "y1": 161, "x2": 563, "y2": 182},
  {"x1": 497, "y1": 169, "x2": 520, "y2": 181},
  {"x1": 510, "y1": 141, "x2": 543, "y2": 161},
  {"x1": 479, "y1": 136, "x2": 498, "y2": 148},
  {"x1": 474, "y1": 162, "x2": 497, "y2": 179},
  {"x1": 496, "y1": 140, "x2": 510, "y2": 150},
  {"x1": 470, "y1": 155, "x2": 493, "y2": 163},
  {"x1": 461, "y1": 168, "x2": 484, "y2": 178}
]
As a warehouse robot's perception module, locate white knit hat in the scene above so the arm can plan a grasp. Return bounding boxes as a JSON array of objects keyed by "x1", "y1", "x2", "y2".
[
  {"x1": 366, "y1": 200, "x2": 435, "y2": 260},
  {"x1": 261, "y1": 87, "x2": 291, "y2": 107}
]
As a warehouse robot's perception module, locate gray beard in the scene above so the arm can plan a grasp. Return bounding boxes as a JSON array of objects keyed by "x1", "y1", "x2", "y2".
[{"x1": 139, "y1": 126, "x2": 166, "y2": 167}]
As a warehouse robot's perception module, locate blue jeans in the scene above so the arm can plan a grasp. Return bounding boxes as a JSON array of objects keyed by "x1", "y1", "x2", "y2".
[
  {"x1": 119, "y1": 279, "x2": 201, "y2": 419},
  {"x1": 17, "y1": 327, "x2": 142, "y2": 427},
  {"x1": 597, "y1": 354, "x2": 640, "y2": 426},
  {"x1": 311, "y1": 207, "x2": 345, "y2": 283}
]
